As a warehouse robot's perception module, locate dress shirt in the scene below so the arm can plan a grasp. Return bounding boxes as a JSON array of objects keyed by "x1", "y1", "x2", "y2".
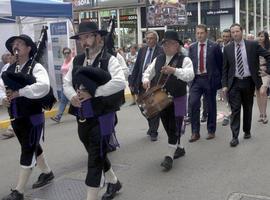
[
  {"x1": 142, "y1": 55, "x2": 195, "y2": 83},
  {"x1": 234, "y1": 40, "x2": 251, "y2": 78},
  {"x1": 142, "y1": 46, "x2": 156, "y2": 71}
]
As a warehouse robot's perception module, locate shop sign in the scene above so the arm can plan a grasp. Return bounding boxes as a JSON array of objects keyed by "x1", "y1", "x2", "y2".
[
  {"x1": 205, "y1": 8, "x2": 234, "y2": 16},
  {"x1": 120, "y1": 15, "x2": 137, "y2": 21}
]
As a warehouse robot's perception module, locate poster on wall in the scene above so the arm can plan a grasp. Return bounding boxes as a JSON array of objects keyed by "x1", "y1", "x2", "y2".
[
  {"x1": 147, "y1": 0, "x2": 188, "y2": 27},
  {"x1": 50, "y1": 21, "x2": 68, "y2": 98}
]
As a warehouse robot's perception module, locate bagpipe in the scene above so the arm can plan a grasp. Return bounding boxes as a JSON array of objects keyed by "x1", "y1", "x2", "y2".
[
  {"x1": 72, "y1": 17, "x2": 125, "y2": 120},
  {"x1": 2, "y1": 26, "x2": 56, "y2": 118}
]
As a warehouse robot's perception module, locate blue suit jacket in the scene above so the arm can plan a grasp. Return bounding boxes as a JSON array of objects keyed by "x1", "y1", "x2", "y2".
[
  {"x1": 189, "y1": 40, "x2": 223, "y2": 90},
  {"x1": 130, "y1": 45, "x2": 163, "y2": 94}
]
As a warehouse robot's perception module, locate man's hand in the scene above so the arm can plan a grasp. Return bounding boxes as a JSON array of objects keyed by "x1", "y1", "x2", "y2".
[
  {"x1": 259, "y1": 66, "x2": 268, "y2": 77},
  {"x1": 143, "y1": 81, "x2": 150, "y2": 90},
  {"x1": 161, "y1": 65, "x2": 176, "y2": 75},
  {"x1": 70, "y1": 95, "x2": 81, "y2": 108},
  {"x1": 77, "y1": 89, "x2": 92, "y2": 102},
  {"x1": 222, "y1": 87, "x2": 228, "y2": 99}
]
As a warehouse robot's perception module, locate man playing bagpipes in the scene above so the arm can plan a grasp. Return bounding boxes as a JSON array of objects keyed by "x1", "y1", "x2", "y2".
[
  {"x1": 64, "y1": 21, "x2": 126, "y2": 200},
  {"x1": 1, "y1": 32, "x2": 55, "y2": 200},
  {"x1": 142, "y1": 30, "x2": 194, "y2": 171}
]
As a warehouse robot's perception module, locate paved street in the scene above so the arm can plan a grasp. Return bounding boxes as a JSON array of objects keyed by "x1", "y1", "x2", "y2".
[{"x1": 0, "y1": 100, "x2": 270, "y2": 200}]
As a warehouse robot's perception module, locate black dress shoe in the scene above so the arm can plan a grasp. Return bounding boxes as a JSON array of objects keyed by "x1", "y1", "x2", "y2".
[
  {"x1": 161, "y1": 156, "x2": 173, "y2": 171},
  {"x1": 189, "y1": 134, "x2": 200, "y2": 143},
  {"x1": 244, "y1": 132, "x2": 251, "y2": 139},
  {"x1": 173, "y1": 147, "x2": 185, "y2": 159},
  {"x1": 150, "y1": 132, "x2": 158, "y2": 142},
  {"x1": 2, "y1": 190, "x2": 24, "y2": 200},
  {"x1": 230, "y1": 138, "x2": 239, "y2": 147},
  {"x1": 102, "y1": 180, "x2": 122, "y2": 200},
  {"x1": 200, "y1": 116, "x2": 207, "y2": 123},
  {"x1": 32, "y1": 171, "x2": 54, "y2": 189}
]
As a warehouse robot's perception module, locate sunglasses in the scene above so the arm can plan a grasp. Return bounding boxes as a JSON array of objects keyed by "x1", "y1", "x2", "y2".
[{"x1": 63, "y1": 51, "x2": 71, "y2": 55}]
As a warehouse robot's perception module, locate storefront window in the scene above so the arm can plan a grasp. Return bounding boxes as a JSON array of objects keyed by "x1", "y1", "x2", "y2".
[
  {"x1": 248, "y1": 0, "x2": 254, "y2": 34},
  {"x1": 240, "y1": 0, "x2": 246, "y2": 11},
  {"x1": 201, "y1": 1, "x2": 221, "y2": 40},
  {"x1": 119, "y1": 8, "x2": 137, "y2": 48},
  {"x1": 263, "y1": 0, "x2": 267, "y2": 29},
  {"x1": 99, "y1": 9, "x2": 118, "y2": 47},
  {"x1": 174, "y1": 2, "x2": 197, "y2": 42}
]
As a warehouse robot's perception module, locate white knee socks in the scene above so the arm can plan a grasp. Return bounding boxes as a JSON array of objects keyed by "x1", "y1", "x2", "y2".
[
  {"x1": 15, "y1": 167, "x2": 32, "y2": 193},
  {"x1": 36, "y1": 153, "x2": 51, "y2": 174},
  {"x1": 104, "y1": 168, "x2": 117, "y2": 184},
  {"x1": 166, "y1": 144, "x2": 177, "y2": 159},
  {"x1": 86, "y1": 186, "x2": 99, "y2": 200}
]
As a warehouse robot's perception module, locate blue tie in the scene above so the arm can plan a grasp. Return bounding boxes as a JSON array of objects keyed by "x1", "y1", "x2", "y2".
[{"x1": 143, "y1": 48, "x2": 153, "y2": 71}]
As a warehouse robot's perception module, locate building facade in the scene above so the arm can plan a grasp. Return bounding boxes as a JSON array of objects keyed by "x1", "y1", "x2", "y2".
[{"x1": 72, "y1": 0, "x2": 270, "y2": 47}]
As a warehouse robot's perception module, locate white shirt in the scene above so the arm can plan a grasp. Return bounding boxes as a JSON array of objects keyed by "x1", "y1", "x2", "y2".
[
  {"x1": 116, "y1": 53, "x2": 129, "y2": 80},
  {"x1": 63, "y1": 54, "x2": 126, "y2": 100},
  {"x1": 0, "y1": 62, "x2": 50, "y2": 105},
  {"x1": 234, "y1": 40, "x2": 251, "y2": 77},
  {"x1": 142, "y1": 55, "x2": 195, "y2": 83}
]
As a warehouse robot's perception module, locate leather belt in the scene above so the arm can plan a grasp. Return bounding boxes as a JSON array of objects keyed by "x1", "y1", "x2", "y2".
[{"x1": 234, "y1": 76, "x2": 252, "y2": 80}]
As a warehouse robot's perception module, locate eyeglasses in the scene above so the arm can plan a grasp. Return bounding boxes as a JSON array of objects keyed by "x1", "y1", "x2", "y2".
[{"x1": 63, "y1": 51, "x2": 71, "y2": 55}]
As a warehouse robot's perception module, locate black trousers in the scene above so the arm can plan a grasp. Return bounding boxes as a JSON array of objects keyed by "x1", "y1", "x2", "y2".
[
  {"x1": 77, "y1": 117, "x2": 111, "y2": 187},
  {"x1": 12, "y1": 117, "x2": 43, "y2": 168},
  {"x1": 160, "y1": 103, "x2": 184, "y2": 145},
  {"x1": 228, "y1": 78, "x2": 255, "y2": 138}
]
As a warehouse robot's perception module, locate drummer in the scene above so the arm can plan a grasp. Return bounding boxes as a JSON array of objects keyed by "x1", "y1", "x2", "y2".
[{"x1": 142, "y1": 30, "x2": 194, "y2": 171}]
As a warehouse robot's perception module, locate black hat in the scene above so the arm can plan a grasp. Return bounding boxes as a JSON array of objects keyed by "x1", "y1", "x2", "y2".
[
  {"x1": 161, "y1": 30, "x2": 183, "y2": 46},
  {"x1": 5, "y1": 34, "x2": 37, "y2": 57},
  {"x1": 70, "y1": 21, "x2": 108, "y2": 39},
  {"x1": 74, "y1": 67, "x2": 111, "y2": 96}
]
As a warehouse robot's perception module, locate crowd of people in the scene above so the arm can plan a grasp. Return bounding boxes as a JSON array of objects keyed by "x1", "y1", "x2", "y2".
[{"x1": 0, "y1": 21, "x2": 270, "y2": 200}]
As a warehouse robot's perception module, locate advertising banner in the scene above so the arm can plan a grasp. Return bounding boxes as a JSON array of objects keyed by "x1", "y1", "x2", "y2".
[{"x1": 147, "y1": 0, "x2": 188, "y2": 27}]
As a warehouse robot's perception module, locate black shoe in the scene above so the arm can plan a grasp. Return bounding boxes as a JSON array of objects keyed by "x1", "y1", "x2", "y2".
[
  {"x1": 244, "y1": 132, "x2": 251, "y2": 139},
  {"x1": 2, "y1": 190, "x2": 24, "y2": 200},
  {"x1": 102, "y1": 180, "x2": 122, "y2": 200},
  {"x1": 200, "y1": 116, "x2": 207, "y2": 123},
  {"x1": 150, "y1": 132, "x2": 158, "y2": 142},
  {"x1": 161, "y1": 156, "x2": 173, "y2": 171},
  {"x1": 173, "y1": 147, "x2": 185, "y2": 159},
  {"x1": 32, "y1": 171, "x2": 54, "y2": 189},
  {"x1": 230, "y1": 138, "x2": 239, "y2": 147},
  {"x1": 222, "y1": 117, "x2": 229, "y2": 126}
]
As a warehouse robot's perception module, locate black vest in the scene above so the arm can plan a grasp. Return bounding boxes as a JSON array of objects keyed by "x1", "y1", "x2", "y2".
[
  {"x1": 153, "y1": 53, "x2": 187, "y2": 97},
  {"x1": 69, "y1": 52, "x2": 125, "y2": 117},
  {"x1": 6, "y1": 61, "x2": 42, "y2": 117}
]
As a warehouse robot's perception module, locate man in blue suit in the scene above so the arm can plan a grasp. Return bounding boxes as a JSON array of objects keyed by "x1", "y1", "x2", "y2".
[
  {"x1": 188, "y1": 24, "x2": 223, "y2": 142},
  {"x1": 130, "y1": 30, "x2": 163, "y2": 141}
]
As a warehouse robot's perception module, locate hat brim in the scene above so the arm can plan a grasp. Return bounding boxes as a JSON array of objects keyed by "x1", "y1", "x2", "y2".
[
  {"x1": 5, "y1": 36, "x2": 37, "y2": 56},
  {"x1": 161, "y1": 38, "x2": 184, "y2": 46},
  {"x1": 70, "y1": 30, "x2": 108, "y2": 39}
]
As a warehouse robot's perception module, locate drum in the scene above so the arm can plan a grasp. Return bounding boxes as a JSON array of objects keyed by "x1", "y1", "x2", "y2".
[{"x1": 136, "y1": 85, "x2": 173, "y2": 119}]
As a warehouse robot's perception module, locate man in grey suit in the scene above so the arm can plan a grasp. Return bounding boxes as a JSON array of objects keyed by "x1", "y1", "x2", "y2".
[
  {"x1": 222, "y1": 23, "x2": 270, "y2": 147},
  {"x1": 130, "y1": 30, "x2": 163, "y2": 141}
]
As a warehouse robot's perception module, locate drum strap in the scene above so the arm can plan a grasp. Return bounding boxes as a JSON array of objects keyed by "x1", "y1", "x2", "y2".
[{"x1": 156, "y1": 53, "x2": 183, "y2": 87}]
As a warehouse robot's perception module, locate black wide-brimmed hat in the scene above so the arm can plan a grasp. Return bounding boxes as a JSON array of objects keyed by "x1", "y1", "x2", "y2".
[
  {"x1": 5, "y1": 34, "x2": 37, "y2": 57},
  {"x1": 70, "y1": 21, "x2": 108, "y2": 39},
  {"x1": 161, "y1": 30, "x2": 183, "y2": 46}
]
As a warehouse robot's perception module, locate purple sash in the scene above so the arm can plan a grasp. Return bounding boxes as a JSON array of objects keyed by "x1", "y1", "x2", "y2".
[
  {"x1": 98, "y1": 112, "x2": 119, "y2": 156},
  {"x1": 77, "y1": 99, "x2": 94, "y2": 118},
  {"x1": 11, "y1": 99, "x2": 18, "y2": 118},
  {"x1": 173, "y1": 96, "x2": 187, "y2": 136},
  {"x1": 29, "y1": 113, "x2": 45, "y2": 146}
]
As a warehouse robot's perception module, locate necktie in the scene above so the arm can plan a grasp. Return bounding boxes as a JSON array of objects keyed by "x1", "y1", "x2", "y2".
[
  {"x1": 236, "y1": 43, "x2": 244, "y2": 77},
  {"x1": 199, "y1": 43, "x2": 205, "y2": 73},
  {"x1": 143, "y1": 48, "x2": 153, "y2": 71}
]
